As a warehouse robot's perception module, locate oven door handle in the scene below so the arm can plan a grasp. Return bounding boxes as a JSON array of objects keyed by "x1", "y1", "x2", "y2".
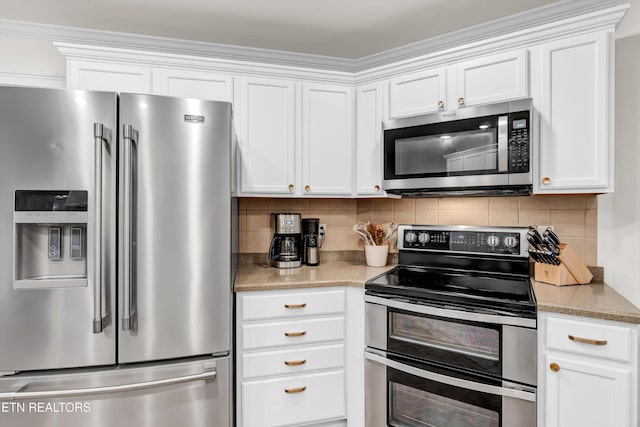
[
  {"x1": 365, "y1": 352, "x2": 536, "y2": 403},
  {"x1": 365, "y1": 294, "x2": 536, "y2": 329}
]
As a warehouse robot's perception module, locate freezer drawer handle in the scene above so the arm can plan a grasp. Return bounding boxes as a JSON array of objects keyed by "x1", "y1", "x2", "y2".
[
  {"x1": 93, "y1": 123, "x2": 111, "y2": 333},
  {"x1": 0, "y1": 370, "x2": 216, "y2": 401},
  {"x1": 122, "y1": 124, "x2": 138, "y2": 332}
]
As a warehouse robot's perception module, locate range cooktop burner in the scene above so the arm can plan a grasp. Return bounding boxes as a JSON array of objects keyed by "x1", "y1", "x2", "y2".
[{"x1": 366, "y1": 265, "x2": 536, "y2": 317}]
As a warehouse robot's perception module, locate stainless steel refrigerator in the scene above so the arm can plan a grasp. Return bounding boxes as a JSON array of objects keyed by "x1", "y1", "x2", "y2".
[{"x1": 0, "y1": 86, "x2": 235, "y2": 426}]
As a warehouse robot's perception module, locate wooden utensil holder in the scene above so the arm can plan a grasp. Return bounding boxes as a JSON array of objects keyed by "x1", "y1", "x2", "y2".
[{"x1": 534, "y1": 243, "x2": 593, "y2": 286}]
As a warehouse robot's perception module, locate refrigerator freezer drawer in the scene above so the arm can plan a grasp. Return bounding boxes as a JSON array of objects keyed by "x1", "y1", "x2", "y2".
[{"x1": 0, "y1": 356, "x2": 230, "y2": 427}]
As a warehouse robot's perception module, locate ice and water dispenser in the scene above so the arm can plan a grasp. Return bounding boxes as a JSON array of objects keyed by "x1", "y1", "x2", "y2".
[{"x1": 13, "y1": 190, "x2": 88, "y2": 289}]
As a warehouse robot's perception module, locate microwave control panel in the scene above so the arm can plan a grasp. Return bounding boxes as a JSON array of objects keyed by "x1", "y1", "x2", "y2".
[{"x1": 508, "y1": 110, "x2": 530, "y2": 173}]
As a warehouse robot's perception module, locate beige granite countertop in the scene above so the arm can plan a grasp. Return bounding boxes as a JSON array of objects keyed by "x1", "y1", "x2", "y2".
[
  {"x1": 533, "y1": 280, "x2": 640, "y2": 324},
  {"x1": 235, "y1": 260, "x2": 640, "y2": 324},
  {"x1": 235, "y1": 261, "x2": 393, "y2": 292}
]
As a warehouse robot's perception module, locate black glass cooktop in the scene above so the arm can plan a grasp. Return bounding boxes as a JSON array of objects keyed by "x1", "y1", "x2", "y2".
[{"x1": 366, "y1": 265, "x2": 536, "y2": 318}]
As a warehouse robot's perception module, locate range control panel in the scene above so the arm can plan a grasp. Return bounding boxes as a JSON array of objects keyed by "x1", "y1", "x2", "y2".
[{"x1": 401, "y1": 226, "x2": 524, "y2": 256}]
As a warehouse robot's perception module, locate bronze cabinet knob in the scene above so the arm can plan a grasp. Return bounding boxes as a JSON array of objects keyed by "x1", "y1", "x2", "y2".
[
  {"x1": 458, "y1": 97, "x2": 465, "y2": 106},
  {"x1": 550, "y1": 363, "x2": 560, "y2": 372},
  {"x1": 437, "y1": 100, "x2": 445, "y2": 109},
  {"x1": 304, "y1": 185, "x2": 311, "y2": 192},
  {"x1": 374, "y1": 185, "x2": 381, "y2": 191},
  {"x1": 542, "y1": 177, "x2": 552, "y2": 185},
  {"x1": 288, "y1": 184, "x2": 294, "y2": 191}
]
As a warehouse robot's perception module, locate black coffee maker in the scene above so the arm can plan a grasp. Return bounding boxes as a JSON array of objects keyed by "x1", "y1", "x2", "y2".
[
  {"x1": 269, "y1": 213, "x2": 302, "y2": 268},
  {"x1": 302, "y1": 218, "x2": 325, "y2": 266}
]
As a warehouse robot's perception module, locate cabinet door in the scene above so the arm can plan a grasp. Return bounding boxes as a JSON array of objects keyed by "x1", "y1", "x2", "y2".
[
  {"x1": 67, "y1": 60, "x2": 151, "y2": 93},
  {"x1": 302, "y1": 84, "x2": 353, "y2": 196},
  {"x1": 452, "y1": 49, "x2": 527, "y2": 107},
  {"x1": 153, "y1": 69, "x2": 233, "y2": 101},
  {"x1": 534, "y1": 32, "x2": 612, "y2": 193},
  {"x1": 545, "y1": 354, "x2": 631, "y2": 427},
  {"x1": 236, "y1": 77, "x2": 296, "y2": 195},
  {"x1": 389, "y1": 67, "x2": 446, "y2": 118},
  {"x1": 355, "y1": 83, "x2": 385, "y2": 196}
]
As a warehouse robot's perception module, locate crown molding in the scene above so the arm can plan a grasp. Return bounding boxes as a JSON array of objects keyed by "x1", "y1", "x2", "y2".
[
  {"x1": 353, "y1": 0, "x2": 621, "y2": 72},
  {"x1": 0, "y1": 71, "x2": 65, "y2": 88},
  {"x1": 0, "y1": 0, "x2": 626, "y2": 75}
]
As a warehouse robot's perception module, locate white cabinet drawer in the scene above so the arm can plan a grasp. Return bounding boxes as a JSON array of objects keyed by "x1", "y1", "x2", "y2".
[
  {"x1": 242, "y1": 316, "x2": 344, "y2": 350},
  {"x1": 240, "y1": 290, "x2": 345, "y2": 321},
  {"x1": 241, "y1": 370, "x2": 346, "y2": 427},
  {"x1": 242, "y1": 343, "x2": 344, "y2": 379},
  {"x1": 546, "y1": 317, "x2": 632, "y2": 362}
]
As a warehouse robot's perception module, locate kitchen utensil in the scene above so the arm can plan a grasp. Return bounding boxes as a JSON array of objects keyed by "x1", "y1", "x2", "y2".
[{"x1": 352, "y1": 224, "x2": 375, "y2": 246}]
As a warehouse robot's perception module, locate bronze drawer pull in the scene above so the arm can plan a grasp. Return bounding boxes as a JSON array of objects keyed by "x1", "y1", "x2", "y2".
[
  {"x1": 284, "y1": 359, "x2": 307, "y2": 366},
  {"x1": 568, "y1": 335, "x2": 608, "y2": 346},
  {"x1": 550, "y1": 363, "x2": 560, "y2": 372},
  {"x1": 284, "y1": 386, "x2": 306, "y2": 394},
  {"x1": 284, "y1": 331, "x2": 307, "y2": 337},
  {"x1": 284, "y1": 303, "x2": 307, "y2": 309}
]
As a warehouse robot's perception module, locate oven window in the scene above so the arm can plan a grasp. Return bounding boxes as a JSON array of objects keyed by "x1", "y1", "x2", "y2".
[
  {"x1": 390, "y1": 382, "x2": 499, "y2": 427},
  {"x1": 390, "y1": 312, "x2": 500, "y2": 361}
]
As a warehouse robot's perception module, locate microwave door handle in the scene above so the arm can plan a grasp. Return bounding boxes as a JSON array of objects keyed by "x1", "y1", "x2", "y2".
[
  {"x1": 365, "y1": 352, "x2": 536, "y2": 403},
  {"x1": 122, "y1": 125, "x2": 137, "y2": 331},
  {"x1": 497, "y1": 115, "x2": 508, "y2": 172},
  {"x1": 93, "y1": 123, "x2": 111, "y2": 334}
]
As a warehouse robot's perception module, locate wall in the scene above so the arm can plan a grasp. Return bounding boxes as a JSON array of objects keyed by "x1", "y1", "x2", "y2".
[
  {"x1": 240, "y1": 195, "x2": 598, "y2": 264},
  {"x1": 598, "y1": 33, "x2": 640, "y2": 308},
  {"x1": 0, "y1": 35, "x2": 65, "y2": 76}
]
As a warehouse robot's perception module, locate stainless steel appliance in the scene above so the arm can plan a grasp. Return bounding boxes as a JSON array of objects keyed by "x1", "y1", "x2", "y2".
[
  {"x1": 0, "y1": 86, "x2": 235, "y2": 426},
  {"x1": 365, "y1": 225, "x2": 537, "y2": 427},
  {"x1": 269, "y1": 213, "x2": 302, "y2": 268},
  {"x1": 301, "y1": 218, "x2": 325, "y2": 266},
  {"x1": 382, "y1": 98, "x2": 533, "y2": 197}
]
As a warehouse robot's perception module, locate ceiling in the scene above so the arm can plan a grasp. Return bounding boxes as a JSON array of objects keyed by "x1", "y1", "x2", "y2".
[{"x1": 0, "y1": 0, "x2": 635, "y2": 59}]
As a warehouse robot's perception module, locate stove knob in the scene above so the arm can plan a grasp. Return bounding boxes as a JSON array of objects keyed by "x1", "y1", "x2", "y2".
[
  {"x1": 487, "y1": 235, "x2": 499, "y2": 247},
  {"x1": 504, "y1": 236, "x2": 518, "y2": 248},
  {"x1": 418, "y1": 232, "x2": 430, "y2": 244},
  {"x1": 405, "y1": 231, "x2": 417, "y2": 244}
]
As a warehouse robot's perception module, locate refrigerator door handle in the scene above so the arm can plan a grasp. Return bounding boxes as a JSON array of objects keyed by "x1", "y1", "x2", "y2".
[
  {"x1": 93, "y1": 123, "x2": 111, "y2": 334},
  {"x1": 122, "y1": 124, "x2": 137, "y2": 332},
  {"x1": 0, "y1": 370, "x2": 216, "y2": 401}
]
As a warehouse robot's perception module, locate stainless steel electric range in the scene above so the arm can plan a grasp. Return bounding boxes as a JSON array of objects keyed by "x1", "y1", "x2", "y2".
[{"x1": 365, "y1": 225, "x2": 537, "y2": 427}]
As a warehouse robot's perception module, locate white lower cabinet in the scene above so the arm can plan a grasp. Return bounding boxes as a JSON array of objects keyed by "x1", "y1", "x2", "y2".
[
  {"x1": 539, "y1": 312, "x2": 638, "y2": 427},
  {"x1": 237, "y1": 288, "x2": 349, "y2": 427}
]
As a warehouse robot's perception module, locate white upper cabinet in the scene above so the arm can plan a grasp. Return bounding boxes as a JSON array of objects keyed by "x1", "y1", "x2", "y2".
[
  {"x1": 355, "y1": 83, "x2": 386, "y2": 196},
  {"x1": 388, "y1": 50, "x2": 528, "y2": 118},
  {"x1": 531, "y1": 31, "x2": 612, "y2": 193},
  {"x1": 236, "y1": 77, "x2": 296, "y2": 195},
  {"x1": 153, "y1": 69, "x2": 233, "y2": 102},
  {"x1": 302, "y1": 84, "x2": 354, "y2": 196},
  {"x1": 389, "y1": 67, "x2": 446, "y2": 118},
  {"x1": 67, "y1": 60, "x2": 152, "y2": 93},
  {"x1": 451, "y1": 49, "x2": 528, "y2": 107}
]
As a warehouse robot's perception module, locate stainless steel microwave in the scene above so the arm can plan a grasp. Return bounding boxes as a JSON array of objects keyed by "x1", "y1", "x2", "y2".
[{"x1": 382, "y1": 98, "x2": 533, "y2": 197}]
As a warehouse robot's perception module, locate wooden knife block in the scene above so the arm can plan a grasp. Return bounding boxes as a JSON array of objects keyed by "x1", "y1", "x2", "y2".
[{"x1": 534, "y1": 243, "x2": 593, "y2": 286}]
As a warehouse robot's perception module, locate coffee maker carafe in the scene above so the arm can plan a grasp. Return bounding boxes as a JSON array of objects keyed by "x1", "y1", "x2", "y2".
[
  {"x1": 302, "y1": 218, "x2": 325, "y2": 266},
  {"x1": 269, "y1": 213, "x2": 302, "y2": 268}
]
